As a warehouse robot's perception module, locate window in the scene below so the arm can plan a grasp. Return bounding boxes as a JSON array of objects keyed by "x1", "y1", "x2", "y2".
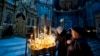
[
  {"x1": 32, "y1": 20, "x2": 34, "y2": 26},
  {"x1": 29, "y1": 1, "x2": 32, "y2": 7},
  {"x1": 27, "y1": 18, "x2": 30, "y2": 25},
  {"x1": 4, "y1": 13, "x2": 12, "y2": 24}
]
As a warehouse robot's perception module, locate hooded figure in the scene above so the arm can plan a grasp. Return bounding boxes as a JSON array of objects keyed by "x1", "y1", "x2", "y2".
[
  {"x1": 56, "y1": 26, "x2": 70, "y2": 56},
  {"x1": 67, "y1": 27, "x2": 94, "y2": 56}
]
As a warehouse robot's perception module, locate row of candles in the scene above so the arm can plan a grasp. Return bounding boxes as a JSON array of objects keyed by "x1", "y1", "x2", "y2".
[{"x1": 29, "y1": 15, "x2": 56, "y2": 50}]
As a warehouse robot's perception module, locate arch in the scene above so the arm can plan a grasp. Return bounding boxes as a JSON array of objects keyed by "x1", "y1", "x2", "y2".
[
  {"x1": 16, "y1": 7, "x2": 25, "y2": 17},
  {"x1": 4, "y1": 12, "x2": 12, "y2": 24},
  {"x1": 16, "y1": 13, "x2": 25, "y2": 20}
]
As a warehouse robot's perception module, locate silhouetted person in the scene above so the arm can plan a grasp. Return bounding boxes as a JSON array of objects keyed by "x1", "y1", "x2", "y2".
[
  {"x1": 56, "y1": 26, "x2": 70, "y2": 56},
  {"x1": 67, "y1": 27, "x2": 94, "y2": 56},
  {"x1": 1, "y1": 25, "x2": 13, "y2": 37}
]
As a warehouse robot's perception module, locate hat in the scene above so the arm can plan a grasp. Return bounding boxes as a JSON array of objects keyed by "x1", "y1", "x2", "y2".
[
  {"x1": 56, "y1": 26, "x2": 64, "y2": 34},
  {"x1": 56, "y1": 26, "x2": 64, "y2": 32},
  {"x1": 72, "y1": 27, "x2": 86, "y2": 37}
]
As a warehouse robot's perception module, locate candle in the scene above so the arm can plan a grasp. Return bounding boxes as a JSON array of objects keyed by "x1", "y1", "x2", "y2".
[
  {"x1": 43, "y1": 14, "x2": 47, "y2": 38},
  {"x1": 36, "y1": 17, "x2": 40, "y2": 38},
  {"x1": 49, "y1": 20, "x2": 52, "y2": 35},
  {"x1": 30, "y1": 34, "x2": 33, "y2": 42},
  {"x1": 34, "y1": 26, "x2": 36, "y2": 39}
]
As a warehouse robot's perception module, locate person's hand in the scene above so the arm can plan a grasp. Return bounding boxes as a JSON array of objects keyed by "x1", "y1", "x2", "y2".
[{"x1": 67, "y1": 40, "x2": 72, "y2": 45}]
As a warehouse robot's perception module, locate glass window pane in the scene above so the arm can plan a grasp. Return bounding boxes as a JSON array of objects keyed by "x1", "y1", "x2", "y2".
[
  {"x1": 27, "y1": 18, "x2": 30, "y2": 25},
  {"x1": 4, "y1": 13, "x2": 12, "y2": 24},
  {"x1": 32, "y1": 20, "x2": 34, "y2": 26}
]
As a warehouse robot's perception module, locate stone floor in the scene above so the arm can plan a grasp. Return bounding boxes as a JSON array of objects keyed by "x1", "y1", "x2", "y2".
[
  {"x1": 88, "y1": 38, "x2": 100, "y2": 56},
  {"x1": 0, "y1": 37, "x2": 29, "y2": 56}
]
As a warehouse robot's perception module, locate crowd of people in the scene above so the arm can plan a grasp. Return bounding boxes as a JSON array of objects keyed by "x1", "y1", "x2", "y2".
[{"x1": 55, "y1": 26, "x2": 94, "y2": 56}]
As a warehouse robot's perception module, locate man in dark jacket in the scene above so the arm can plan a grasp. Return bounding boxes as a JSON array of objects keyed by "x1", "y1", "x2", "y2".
[{"x1": 56, "y1": 26, "x2": 70, "y2": 56}]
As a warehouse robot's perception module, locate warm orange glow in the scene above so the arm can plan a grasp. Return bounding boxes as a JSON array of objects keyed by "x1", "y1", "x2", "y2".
[
  {"x1": 29, "y1": 34, "x2": 56, "y2": 50},
  {"x1": 29, "y1": 15, "x2": 56, "y2": 51}
]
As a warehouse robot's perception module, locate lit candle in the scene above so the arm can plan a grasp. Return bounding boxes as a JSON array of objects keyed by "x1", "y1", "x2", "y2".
[
  {"x1": 34, "y1": 26, "x2": 36, "y2": 39},
  {"x1": 30, "y1": 34, "x2": 33, "y2": 43},
  {"x1": 43, "y1": 14, "x2": 47, "y2": 38},
  {"x1": 49, "y1": 20, "x2": 52, "y2": 35}
]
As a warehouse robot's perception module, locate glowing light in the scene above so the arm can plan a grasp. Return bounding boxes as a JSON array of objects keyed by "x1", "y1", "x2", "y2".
[
  {"x1": 28, "y1": 14, "x2": 56, "y2": 51},
  {"x1": 92, "y1": 29, "x2": 97, "y2": 32},
  {"x1": 29, "y1": 34, "x2": 56, "y2": 50},
  {"x1": 87, "y1": 30, "x2": 91, "y2": 32}
]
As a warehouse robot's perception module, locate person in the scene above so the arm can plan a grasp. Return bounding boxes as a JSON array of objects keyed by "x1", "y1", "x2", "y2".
[
  {"x1": 1, "y1": 25, "x2": 13, "y2": 37},
  {"x1": 67, "y1": 27, "x2": 94, "y2": 56},
  {"x1": 56, "y1": 26, "x2": 70, "y2": 56}
]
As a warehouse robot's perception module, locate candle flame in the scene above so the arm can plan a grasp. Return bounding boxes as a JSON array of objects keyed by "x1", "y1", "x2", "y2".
[{"x1": 29, "y1": 34, "x2": 56, "y2": 50}]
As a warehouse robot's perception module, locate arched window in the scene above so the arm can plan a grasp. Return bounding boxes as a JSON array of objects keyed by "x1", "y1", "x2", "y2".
[
  {"x1": 4, "y1": 13, "x2": 12, "y2": 24},
  {"x1": 27, "y1": 18, "x2": 30, "y2": 25}
]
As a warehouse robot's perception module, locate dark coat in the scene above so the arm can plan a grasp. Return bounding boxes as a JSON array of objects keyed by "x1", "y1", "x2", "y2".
[
  {"x1": 57, "y1": 29, "x2": 70, "y2": 47},
  {"x1": 57, "y1": 29, "x2": 70, "y2": 56},
  {"x1": 67, "y1": 37, "x2": 94, "y2": 56}
]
